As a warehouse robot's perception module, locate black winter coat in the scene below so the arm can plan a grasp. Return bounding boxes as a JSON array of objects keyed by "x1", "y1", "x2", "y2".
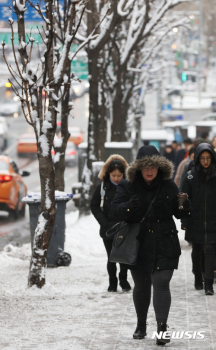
[
  {"x1": 111, "y1": 155, "x2": 188, "y2": 272},
  {"x1": 182, "y1": 143, "x2": 216, "y2": 244},
  {"x1": 91, "y1": 180, "x2": 119, "y2": 240}
]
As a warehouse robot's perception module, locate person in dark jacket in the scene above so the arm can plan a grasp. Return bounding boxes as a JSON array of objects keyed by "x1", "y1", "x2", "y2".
[
  {"x1": 111, "y1": 145, "x2": 190, "y2": 346},
  {"x1": 163, "y1": 145, "x2": 175, "y2": 164},
  {"x1": 182, "y1": 142, "x2": 216, "y2": 295},
  {"x1": 91, "y1": 154, "x2": 131, "y2": 293}
]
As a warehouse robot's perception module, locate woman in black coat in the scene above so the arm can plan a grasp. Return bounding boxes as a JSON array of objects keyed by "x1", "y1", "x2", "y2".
[
  {"x1": 111, "y1": 145, "x2": 190, "y2": 346},
  {"x1": 91, "y1": 154, "x2": 131, "y2": 292},
  {"x1": 182, "y1": 142, "x2": 216, "y2": 295}
]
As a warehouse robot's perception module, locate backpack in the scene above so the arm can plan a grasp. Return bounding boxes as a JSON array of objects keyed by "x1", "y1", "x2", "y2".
[{"x1": 187, "y1": 170, "x2": 193, "y2": 180}]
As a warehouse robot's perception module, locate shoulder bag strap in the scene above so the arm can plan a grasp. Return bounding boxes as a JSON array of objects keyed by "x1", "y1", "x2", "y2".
[
  {"x1": 100, "y1": 182, "x2": 105, "y2": 209},
  {"x1": 140, "y1": 182, "x2": 162, "y2": 223}
]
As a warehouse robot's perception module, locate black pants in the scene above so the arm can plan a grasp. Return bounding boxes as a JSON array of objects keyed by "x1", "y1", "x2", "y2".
[
  {"x1": 131, "y1": 269, "x2": 173, "y2": 324},
  {"x1": 103, "y1": 239, "x2": 128, "y2": 281},
  {"x1": 192, "y1": 243, "x2": 216, "y2": 279}
]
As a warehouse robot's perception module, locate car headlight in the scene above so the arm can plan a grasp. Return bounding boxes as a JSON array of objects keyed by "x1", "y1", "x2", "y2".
[
  {"x1": 13, "y1": 113, "x2": 18, "y2": 118},
  {"x1": 74, "y1": 88, "x2": 80, "y2": 93}
]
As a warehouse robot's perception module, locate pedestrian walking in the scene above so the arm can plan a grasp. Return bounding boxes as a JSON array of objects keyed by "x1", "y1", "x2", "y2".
[
  {"x1": 174, "y1": 147, "x2": 195, "y2": 189},
  {"x1": 182, "y1": 142, "x2": 216, "y2": 295},
  {"x1": 163, "y1": 144, "x2": 175, "y2": 164},
  {"x1": 211, "y1": 136, "x2": 216, "y2": 152},
  {"x1": 174, "y1": 138, "x2": 193, "y2": 176},
  {"x1": 111, "y1": 145, "x2": 190, "y2": 345},
  {"x1": 91, "y1": 154, "x2": 131, "y2": 293}
]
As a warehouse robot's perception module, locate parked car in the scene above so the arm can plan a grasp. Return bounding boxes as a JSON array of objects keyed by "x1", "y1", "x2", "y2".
[
  {"x1": 68, "y1": 126, "x2": 84, "y2": 146},
  {"x1": 0, "y1": 96, "x2": 21, "y2": 118},
  {"x1": 83, "y1": 80, "x2": 90, "y2": 93},
  {"x1": 202, "y1": 113, "x2": 216, "y2": 121},
  {"x1": 0, "y1": 155, "x2": 30, "y2": 218},
  {"x1": 0, "y1": 117, "x2": 8, "y2": 150},
  {"x1": 65, "y1": 142, "x2": 77, "y2": 167},
  {"x1": 71, "y1": 81, "x2": 86, "y2": 98},
  {"x1": 211, "y1": 100, "x2": 216, "y2": 113},
  {"x1": 17, "y1": 133, "x2": 37, "y2": 157},
  {"x1": 51, "y1": 142, "x2": 77, "y2": 167}
]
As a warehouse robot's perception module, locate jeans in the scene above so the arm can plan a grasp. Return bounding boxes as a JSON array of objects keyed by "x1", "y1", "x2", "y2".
[{"x1": 131, "y1": 269, "x2": 174, "y2": 323}]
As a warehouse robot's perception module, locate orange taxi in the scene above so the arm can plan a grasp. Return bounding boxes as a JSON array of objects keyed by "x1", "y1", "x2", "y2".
[
  {"x1": 17, "y1": 133, "x2": 37, "y2": 156},
  {"x1": 0, "y1": 156, "x2": 29, "y2": 218},
  {"x1": 68, "y1": 127, "x2": 84, "y2": 146}
]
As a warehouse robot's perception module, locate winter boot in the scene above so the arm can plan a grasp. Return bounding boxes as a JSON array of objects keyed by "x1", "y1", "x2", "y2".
[
  {"x1": 156, "y1": 322, "x2": 170, "y2": 346},
  {"x1": 194, "y1": 273, "x2": 203, "y2": 290},
  {"x1": 205, "y1": 279, "x2": 214, "y2": 296},
  {"x1": 108, "y1": 277, "x2": 118, "y2": 292},
  {"x1": 133, "y1": 320, "x2": 147, "y2": 339},
  {"x1": 119, "y1": 279, "x2": 131, "y2": 292}
]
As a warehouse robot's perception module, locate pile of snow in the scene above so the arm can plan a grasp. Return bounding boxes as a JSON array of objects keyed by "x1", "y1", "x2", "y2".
[
  {"x1": 23, "y1": 191, "x2": 73, "y2": 202},
  {"x1": 0, "y1": 210, "x2": 103, "y2": 266},
  {"x1": 3, "y1": 243, "x2": 31, "y2": 261}
]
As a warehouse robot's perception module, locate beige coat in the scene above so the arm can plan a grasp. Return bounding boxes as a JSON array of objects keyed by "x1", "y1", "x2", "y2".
[{"x1": 174, "y1": 158, "x2": 189, "y2": 188}]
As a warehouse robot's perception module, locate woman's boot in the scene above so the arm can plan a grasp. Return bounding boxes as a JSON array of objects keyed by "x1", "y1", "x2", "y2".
[
  {"x1": 156, "y1": 322, "x2": 170, "y2": 346},
  {"x1": 119, "y1": 279, "x2": 131, "y2": 292},
  {"x1": 205, "y1": 279, "x2": 214, "y2": 295},
  {"x1": 108, "y1": 277, "x2": 117, "y2": 292},
  {"x1": 133, "y1": 320, "x2": 147, "y2": 339},
  {"x1": 119, "y1": 268, "x2": 131, "y2": 291},
  {"x1": 194, "y1": 273, "x2": 203, "y2": 290}
]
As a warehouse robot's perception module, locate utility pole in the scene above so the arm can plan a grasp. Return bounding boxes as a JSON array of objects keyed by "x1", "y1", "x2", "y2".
[{"x1": 198, "y1": 0, "x2": 203, "y2": 102}]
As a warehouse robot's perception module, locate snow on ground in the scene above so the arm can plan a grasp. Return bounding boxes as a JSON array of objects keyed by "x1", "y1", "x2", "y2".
[{"x1": 0, "y1": 214, "x2": 216, "y2": 350}]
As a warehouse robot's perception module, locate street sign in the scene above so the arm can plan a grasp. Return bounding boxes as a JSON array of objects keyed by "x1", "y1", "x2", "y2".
[
  {"x1": 0, "y1": 1, "x2": 64, "y2": 22},
  {"x1": 71, "y1": 58, "x2": 88, "y2": 80},
  {"x1": 0, "y1": 6, "x2": 44, "y2": 22},
  {"x1": 0, "y1": 32, "x2": 42, "y2": 45}
]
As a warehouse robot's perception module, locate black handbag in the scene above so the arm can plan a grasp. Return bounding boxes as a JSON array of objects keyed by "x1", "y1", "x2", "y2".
[{"x1": 106, "y1": 184, "x2": 161, "y2": 265}]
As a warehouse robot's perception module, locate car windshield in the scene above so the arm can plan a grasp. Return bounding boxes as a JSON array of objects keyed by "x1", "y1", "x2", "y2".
[{"x1": 0, "y1": 161, "x2": 9, "y2": 170}]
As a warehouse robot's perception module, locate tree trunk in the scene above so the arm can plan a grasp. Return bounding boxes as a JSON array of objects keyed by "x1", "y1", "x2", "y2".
[
  {"x1": 28, "y1": 147, "x2": 55, "y2": 288},
  {"x1": 111, "y1": 63, "x2": 135, "y2": 142},
  {"x1": 54, "y1": 65, "x2": 70, "y2": 191}
]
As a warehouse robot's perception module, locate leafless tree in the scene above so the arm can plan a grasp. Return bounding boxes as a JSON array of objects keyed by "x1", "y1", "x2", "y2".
[
  {"x1": 3, "y1": 0, "x2": 99, "y2": 288},
  {"x1": 78, "y1": 0, "x2": 191, "y2": 198}
]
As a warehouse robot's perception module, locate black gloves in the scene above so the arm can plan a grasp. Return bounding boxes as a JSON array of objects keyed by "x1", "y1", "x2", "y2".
[
  {"x1": 182, "y1": 198, "x2": 191, "y2": 211},
  {"x1": 129, "y1": 195, "x2": 141, "y2": 209}
]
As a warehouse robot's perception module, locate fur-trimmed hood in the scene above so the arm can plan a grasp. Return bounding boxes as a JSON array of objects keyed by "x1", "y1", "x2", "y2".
[
  {"x1": 98, "y1": 154, "x2": 128, "y2": 181},
  {"x1": 126, "y1": 155, "x2": 174, "y2": 182}
]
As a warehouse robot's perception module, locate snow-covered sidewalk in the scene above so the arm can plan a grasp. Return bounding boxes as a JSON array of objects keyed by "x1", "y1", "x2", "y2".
[{"x1": 0, "y1": 212, "x2": 216, "y2": 350}]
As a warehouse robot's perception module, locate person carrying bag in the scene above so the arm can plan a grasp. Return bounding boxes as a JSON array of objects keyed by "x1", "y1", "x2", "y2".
[
  {"x1": 106, "y1": 183, "x2": 161, "y2": 265},
  {"x1": 111, "y1": 145, "x2": 190, "y2": 345},
  {"x1": 91, "y1": 154, "x2": 131, "y2": 293}
]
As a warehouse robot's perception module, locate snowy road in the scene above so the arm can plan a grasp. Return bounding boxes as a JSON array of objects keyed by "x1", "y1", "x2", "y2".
[
  {"x1": 0, "y1": 215, "x2": 215, "y2": 350},
  {"x1": 0, "y1": 93, "x2": 89, "y2": 243}
]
